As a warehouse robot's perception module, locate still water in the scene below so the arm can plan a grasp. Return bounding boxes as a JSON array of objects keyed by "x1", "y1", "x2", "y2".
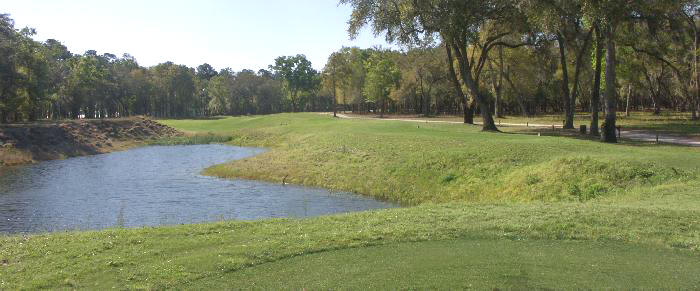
[{"x1": 0, "y1": 145, "x2": 396, "y2": 233}]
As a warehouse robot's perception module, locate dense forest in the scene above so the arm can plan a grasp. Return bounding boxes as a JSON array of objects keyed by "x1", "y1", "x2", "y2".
[{"x1": 2, "y1": 0, "x2": 699, "y2": 143}]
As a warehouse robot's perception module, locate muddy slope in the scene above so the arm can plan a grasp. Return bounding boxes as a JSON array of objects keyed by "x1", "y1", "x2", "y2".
[{"x1": 0, "y1": 117, "x2": 181, "y2": 166}]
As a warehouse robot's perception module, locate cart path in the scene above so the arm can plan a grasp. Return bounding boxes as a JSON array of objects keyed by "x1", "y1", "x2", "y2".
[{"x1": 324, "y1": 113, "x2": 700, "y2": 147}]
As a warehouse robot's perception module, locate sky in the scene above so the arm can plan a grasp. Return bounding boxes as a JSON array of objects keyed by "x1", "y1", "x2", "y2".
[{"x1": 3, "y1": 0, "x2": 395, "y2": 71}]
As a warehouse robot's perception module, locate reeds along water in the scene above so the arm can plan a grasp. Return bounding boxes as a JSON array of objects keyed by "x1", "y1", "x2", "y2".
[{"x1": 148, "y1": 134, "x2": 233, "y2": 145}]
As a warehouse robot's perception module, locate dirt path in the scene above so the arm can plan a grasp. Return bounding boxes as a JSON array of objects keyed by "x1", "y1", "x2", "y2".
[{"x1": 325, "y1": 113, "x2": 700, "y2": 147}]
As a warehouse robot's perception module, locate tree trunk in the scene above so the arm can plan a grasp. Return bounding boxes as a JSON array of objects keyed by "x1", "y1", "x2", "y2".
[
  {"x1": 380, "y1": 99, "x2": 384, "y2": 118},
  {"x1": 465, "y1": 99, "x2": 475, "y2": 124},
  {"x1": 557, "y1": 33, "x2": 574, "y2": 129},
  {"x1": 602, "y1": 24, "x2": 618, "y2": 143},
  {"x1": 493, "y1": 86, "x2": 499, "y2": 118},
  {"x1": 502, "y1": 67, "x2": 529, "y2": 117},
  {"x1": 494, "y1": 46, "x2": 504, "y2": 118},
  {"x1": 693, "y1": 21, "x2": 699, "y2": 120},
  {"x1": 417, "y1": 70, "x2": 425, "y2": 116},
  {"x1": 444, "y1": 44, "x2": 472, "y2": 124},
  {"x1": 462, "y1": 99, "x2": 469, "y2": 124},
  {"x1": 517, "y1": 96, "x2": 529, "y2": 116},
  {"x1": 434, "y1": 93, "x2": 440, "y2": 116},
  {"x1": 433, "y1": 83, "x2": 441, "y2": 116},
  {"x1": 451, "y1": 41, "x2": 497, "y2": 131},
  {"x1": 653, "y1": 99, "x2": 660, "y2": 115},
  {"x1": 558, "y1": 27, "x2": 593, "y2": 130},
  {"x1": 570, "y1": 28, "x2": 594, "y2": 130},
  {"x1": 625, "y1": 85, "x2": 631, "y2": 117},
  {"x1": 332, "y1": 64, "x2": 337, "y2": 118},
  {"x1": 590, "y1": 23, "x2": 603, "y2": 137},
  {"x1": 643, "y1": 67, "x2": 662, "y2": 116}
]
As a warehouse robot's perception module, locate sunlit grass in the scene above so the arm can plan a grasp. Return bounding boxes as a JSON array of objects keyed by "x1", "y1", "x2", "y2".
[
  {"x1": 209, "y1": 239, "x2": 700, "y2": 289},
  {"x1": 161, "y1": 113, "x2": 700, "y2": 205},
  {"x1": 2, "y1": 196, "x2": 700, "y2": 289},
  {"x1": 1, "y1": 113, "x2": 698, "y2": 289}
]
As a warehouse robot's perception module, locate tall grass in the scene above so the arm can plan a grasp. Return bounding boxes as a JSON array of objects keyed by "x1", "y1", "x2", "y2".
[{"x1": 148, "y1": 133, "x2": 232, "y2": 145}]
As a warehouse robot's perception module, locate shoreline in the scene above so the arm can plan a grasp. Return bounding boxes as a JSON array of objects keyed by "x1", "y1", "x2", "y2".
[{"x1": 0, "y1": 117, "x2": 181, "y2": 167}]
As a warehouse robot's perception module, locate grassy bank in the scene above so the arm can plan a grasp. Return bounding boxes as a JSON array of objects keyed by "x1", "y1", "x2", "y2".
[
  {"x1": 1, "y1": 113, "x2": 699, "y2": 289},
  {"x1": 165, "y1": 113, "x2": 700, "y2": 205}
]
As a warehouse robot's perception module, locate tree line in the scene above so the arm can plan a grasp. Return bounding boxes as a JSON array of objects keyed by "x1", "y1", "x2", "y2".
[
  {"x1": 0, "y1": 14, "x2": 334, "y2": 122},
  {"x1": 337, "y1": 0, "x2": 700, "y2": 142},
  {"x1": 3, "y1": 1, "x2": 700, "y2": 143}
]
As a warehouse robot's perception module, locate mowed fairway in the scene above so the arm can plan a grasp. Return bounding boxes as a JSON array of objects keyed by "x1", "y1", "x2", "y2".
[
  {"x1": 200, "y1": 239, "x2": 700, "y2": 289},
  {"x1": 1, "y1": 113, "x2": 699, "y2": 289}
]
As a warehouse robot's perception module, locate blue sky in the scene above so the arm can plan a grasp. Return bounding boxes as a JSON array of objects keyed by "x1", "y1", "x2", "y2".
[{"x1": 4, "y1": 0, "x2": 393, "y2": 71}]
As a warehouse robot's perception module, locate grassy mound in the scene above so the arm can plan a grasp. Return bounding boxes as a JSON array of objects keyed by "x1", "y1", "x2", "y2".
[
  {"x1": 191, "y1": 114, "x2": 699, "y2": 205},
  {"x1": 500, "y1": 157, "x2": 694, "y2": 202}
]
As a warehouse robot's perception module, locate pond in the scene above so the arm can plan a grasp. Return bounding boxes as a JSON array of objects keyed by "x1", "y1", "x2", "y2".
[{"x1": 0, "y1": 144, "x2": 396, "y2": 233}]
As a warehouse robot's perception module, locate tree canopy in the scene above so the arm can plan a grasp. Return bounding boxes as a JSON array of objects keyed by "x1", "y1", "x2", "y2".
[{"x1": 2, "y1": 1, "x2": 700, "y2": 143}]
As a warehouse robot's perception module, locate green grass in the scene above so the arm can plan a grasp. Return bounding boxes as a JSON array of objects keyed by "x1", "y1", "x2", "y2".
[
  {"x1": 2, "y1": 199, "x2": 700, "y2": 289},
  {"x1": 165, "y1": 113, "x2": 700, "y2": 205},
  {"x1": 208, "y1": 239, "x2": 700, "y2": 289},
  {"x1": 1, "y1": 113, "x2": 699, "y2": 289}
]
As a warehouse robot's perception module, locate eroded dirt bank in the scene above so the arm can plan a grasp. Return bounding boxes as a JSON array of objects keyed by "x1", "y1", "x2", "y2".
[{"x1": 0, "y1": 117, "x2": 181, "y2": 166}]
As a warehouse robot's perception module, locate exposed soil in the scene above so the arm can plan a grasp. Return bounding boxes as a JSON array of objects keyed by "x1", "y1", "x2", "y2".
[{"x1": 0, "y1": 117, "x2": 182, "y2": 166}]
